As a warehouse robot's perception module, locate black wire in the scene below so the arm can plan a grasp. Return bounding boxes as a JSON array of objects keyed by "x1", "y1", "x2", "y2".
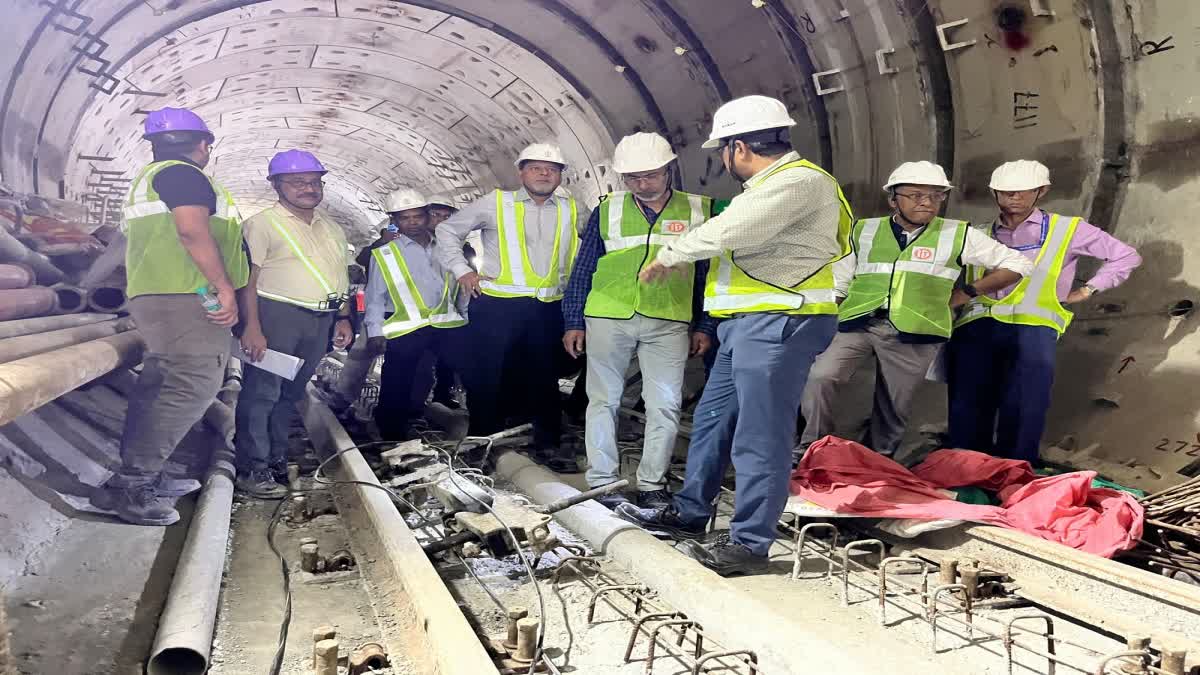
[{"x1": 265, "y1": 496, "x2": 292, "y2": 675}]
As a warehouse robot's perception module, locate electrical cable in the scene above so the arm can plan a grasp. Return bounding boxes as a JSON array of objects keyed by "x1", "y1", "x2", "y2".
[
  {"x1": 438, "y1": 437, "x2": 547, "y2": 675},
  {"x1": 265, "y1": 495, "x2": 293, "y2": 675}
]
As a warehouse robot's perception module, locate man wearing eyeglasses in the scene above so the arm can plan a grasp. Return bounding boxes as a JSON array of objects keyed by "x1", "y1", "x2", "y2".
[
  {"x1": 562, "y1": 132, "x2": 716, "y2": 510},
  {"x1": 947, "y1": 160, "x2": 1141, "y2": 464},
  {"x1": 799, "y1": 162, "x2": 1032, "y2": 459},
  {"x1": 235, "y1": 150, "x2": 353, "y2": 498}
]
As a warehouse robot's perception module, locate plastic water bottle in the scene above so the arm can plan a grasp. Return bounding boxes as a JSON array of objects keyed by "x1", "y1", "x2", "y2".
[{"x1": 196, "y1": 285, "x2": 221, "y2": 313}]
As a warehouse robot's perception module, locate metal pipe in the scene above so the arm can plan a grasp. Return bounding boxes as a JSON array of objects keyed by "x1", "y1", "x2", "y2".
[
  {"x1": 0, "y1": 317, "x2": 134, "y2": 364},
  {"x1": 88, "y1": 285, "x2": 128, "y2": 314},
  {"x1": 50, "y1": 284, "x2": 88, "y2": 314},
  {"x1": 0, "y1": 227, "x2": 65, "y2": 285},
  {"x1": 0, "y1": 263, "x2": 34, "y2": 290},
  {"x1": 0, "y1": 330, "x2": 144, "y2": 426},
  {"x1": 0, "y1": 312, "x2": 117, "y2": 339},
  {"x1": 0, "y1": 287, "x2": 57, "y2": 321},
  {"x1": 79, "y1": 232, "x2": 125, "y2": 289}
]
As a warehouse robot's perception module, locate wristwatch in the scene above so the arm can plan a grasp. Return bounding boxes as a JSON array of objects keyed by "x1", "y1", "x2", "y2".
[{"x1": 963, "y1": 283, "x2": 980, "y2": 298}]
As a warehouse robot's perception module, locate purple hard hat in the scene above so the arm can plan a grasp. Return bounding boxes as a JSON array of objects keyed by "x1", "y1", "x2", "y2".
[
  {"x1": 143, "y1": 107, "x2": 213, "y2": 140},
  {"x1": 267, "y1": 150, "x2": 328, "y2": 178}
]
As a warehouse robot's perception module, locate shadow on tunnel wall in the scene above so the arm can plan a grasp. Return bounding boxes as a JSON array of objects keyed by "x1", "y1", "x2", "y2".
[{"x1": 1046, "y1": 240, "x2": 1200, "y2": 469}]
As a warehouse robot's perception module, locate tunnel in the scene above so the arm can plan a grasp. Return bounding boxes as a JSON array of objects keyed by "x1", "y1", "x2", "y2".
[{"x1": 2, "y1": 1, "x2": 1199, "y2": 674}]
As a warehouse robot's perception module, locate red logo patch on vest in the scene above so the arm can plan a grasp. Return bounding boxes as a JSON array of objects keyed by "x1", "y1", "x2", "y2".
[
  {"x1": 663, "y1": 220, "x2": 687, "y2": 234},
  {"x1": 911, "y1": 246, "x2": 935, "y2": 261}
]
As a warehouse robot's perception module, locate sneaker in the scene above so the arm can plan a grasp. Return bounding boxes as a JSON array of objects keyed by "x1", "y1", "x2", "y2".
[
  {"x1": 615, "y1": 503, "x2": 705, "y2": 540},
  {"x1": 90, "y1": 483, "x2": 180, "y2": 526},
  {"x1": 236, "y1": 470, "x2": 289, "y2": 499},
  {"x1": 681, "y1": 533, "x2": 770, "y2": 576},
  {"x1": 594, "y1": 491, "x2": 631, "y2": 510},
  {"x1": 155, "y1": 475, "x2": 202, "y2": 498},
  {"x1": 637, "y1": 489, "x2": 672, "y2": 509}
]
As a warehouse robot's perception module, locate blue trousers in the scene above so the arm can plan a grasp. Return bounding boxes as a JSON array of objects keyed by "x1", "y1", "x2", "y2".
[
  {"x1": 674, "y1": 313, "x2": 837, "y2": 556},
  {"x1": 946, "y1": 318, "x2": 1057, "y2": 464}
]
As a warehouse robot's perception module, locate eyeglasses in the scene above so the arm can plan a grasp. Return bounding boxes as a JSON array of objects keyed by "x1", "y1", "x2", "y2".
[
  {"x1": 523, "y1": 164, "x2": 562, "y2": 176},
  {"x1": 894, "y1": 191, "x2": 947, "y2": 205},
  {"x1": 279, "y1": 178, "x2": 325, "y2": 189},
  {"x1": 623, "y1": 169, "x2": 668, "y2": 185}
]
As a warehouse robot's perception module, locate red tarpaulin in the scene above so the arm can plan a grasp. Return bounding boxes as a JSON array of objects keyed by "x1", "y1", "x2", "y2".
[{"x1": 789, "y1": 437, "x2": 1144, "y2": 558}]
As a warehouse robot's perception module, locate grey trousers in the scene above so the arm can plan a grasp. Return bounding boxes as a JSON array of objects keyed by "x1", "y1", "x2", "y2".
[
  {"x1": 799, "y1": 318, "x2": 939, "y2": 455},
  {"x1": 234, "y1": 298, "x2": 333, "y2": 475},
  {"x1": 118, "y1": 294, "x2": 231, "y2": 486}
]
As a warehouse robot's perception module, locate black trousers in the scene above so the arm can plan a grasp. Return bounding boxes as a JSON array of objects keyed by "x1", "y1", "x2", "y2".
[
  {"x1": 375, "y1": 325, "x2": 465, "y2": 440},
  {"x1": 461, "y1": 294, "x2": 564, "y2": 449}
]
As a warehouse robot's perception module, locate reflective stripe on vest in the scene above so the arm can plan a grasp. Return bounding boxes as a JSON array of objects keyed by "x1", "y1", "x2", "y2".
[
  {"x1": 479, "y1": 190, "x2": 578, "y2": 302},
  {"x1": 256, "y1": 212, "x2": 344, "y2": 311},
  {"x1": 584, "y1": 190, "x2": 709, "y2": 323},
  {"x1": 838, "y1": 216, "x2": 968, "y2": 337},
  {"x1": 122, "y1": 160, "x2": 249, "y2": 299},
  {"x1": 955, "y1": 213, "x2": 1079, "y2": 336},
  {"x1": 373, "y1": 242, "x2": 465, "y2": 338},
  {"x1": 704, "y1": 159, "x2": 853, "y2": 317}
]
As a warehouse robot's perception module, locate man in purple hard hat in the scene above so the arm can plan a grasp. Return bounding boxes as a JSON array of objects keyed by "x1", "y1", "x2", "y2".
[
  {"x1": 90, "y1": 107, "x2": 249, "y2": 526},
  {"x1": 234, "y1": 149, "x2": 353, "y2": 498}
]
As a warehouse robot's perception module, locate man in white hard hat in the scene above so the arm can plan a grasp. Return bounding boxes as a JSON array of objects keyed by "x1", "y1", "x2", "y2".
[
  {"x1": 947, "y1": 160, "x2": 1141, "y2": 464},
  {"x1": 618, "y1": 95, "x2": 853, "y2": 576},
  {"x1": 799, "y1": 161, "x2": 1032, "y2": 458},
  {"x1": 436, "y1": 143, "x2": 582, "y2": 472},
  {"x1": 365, "y1": 188, "x2": 467, "y2": 440},
  {"x1": 425, "y1": 191, "x2": 471, "y2": 408},
  {"x1": 561, "y1": 132, "x2": 717, "y2": 510}
]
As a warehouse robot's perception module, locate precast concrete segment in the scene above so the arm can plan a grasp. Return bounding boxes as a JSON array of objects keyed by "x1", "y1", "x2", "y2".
[
  {"x1": 493, "y1": 450, "x2": 849, "y2": 675},
  {"x1": 298, "y1": 390, "x2": 500, "y2": 675},
  {"x1": 0, "y1": 317, "x2": 133, "y2": 364},
  {"x1": 146, "y1": 454, "x2": 237, "y2": 675},
  {"x1": 886, "y1": 524, "x2": 1200, "y2": 653},
  {"x1": 0, "y1": 330, "x2": 144, "y2": 426}
]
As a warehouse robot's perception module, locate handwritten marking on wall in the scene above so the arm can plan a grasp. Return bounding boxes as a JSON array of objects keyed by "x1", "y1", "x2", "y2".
[
  {"x1": 1013, "y1": 91, "x2": 1040, "y2": 129},
  {"x1": 1140, "y1": 36, "x2": 1175, "y2": 56}
]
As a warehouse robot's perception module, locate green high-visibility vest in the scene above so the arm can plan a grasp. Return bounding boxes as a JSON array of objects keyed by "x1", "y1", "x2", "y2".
[
  {"x1": 838, "y1": 216, "x2": 968, "y2": 338},
  {"x1": 122, "y1": 160, "x2": 249, "y2": 298},
  {"x1": 372, "y1": 241, "x2": 466, "y2": 339},
  {"x1": 703, "y1": 159, "x2": 853, "y2": 318},
  {"x1": 955, "y1": 212, "x2": 1079, "y2": 336},
  {"x1": 479, "y1": 190, "x2": 579, "y2": 303},
  {"x1": 584, "y1": 190, "x2": 711, "y2": 323}
]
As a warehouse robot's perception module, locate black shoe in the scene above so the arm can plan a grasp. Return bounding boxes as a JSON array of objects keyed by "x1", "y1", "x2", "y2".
[
  {"x1": 236, "y1": 470, "x2": 289, "y2": 499},
  {"x1": 615, "y1": 503, "x2": 705, "y2": 540},
  {"x1": 595, "y1": 491, "x2": 631, "y2": 510},
  {"x1": 637, "y1": 489, "x2": 672, "y2": 509},
  {"x1": 90, "y1": 483, "x2": 180, "y2": 526},
  {"x1": 432, "y1": 395, "x2": 461, "y2": 410},
  {"x1": 681, "y1": 533, "x2": 770, "y2": 577},
  {"x1": 533, "y1": 448, "x2": 578, "y2": 474}
]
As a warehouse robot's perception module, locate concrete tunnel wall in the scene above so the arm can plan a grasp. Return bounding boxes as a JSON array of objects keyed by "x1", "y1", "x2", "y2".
[{"x1": 1, "y1": 0, "x2": 1197, "y2": 478}]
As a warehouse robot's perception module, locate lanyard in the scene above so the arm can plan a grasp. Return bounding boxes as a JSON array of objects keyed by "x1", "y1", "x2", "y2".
[{"x1": 994, "y1": 211, "x2": 1048, "y2": 251}]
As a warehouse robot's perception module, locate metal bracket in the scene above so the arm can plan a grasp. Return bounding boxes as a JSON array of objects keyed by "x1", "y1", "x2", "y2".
[
  {"x1": 587, "y1": 584, "x2": 647, "y2": 624},
  {"x1": 792, "y1": 522, "x2": 839, "y2": 580},
  {"x1": 1030, "y1": 0, "x2": 1055, "y2": 18},
  {"x1": 645, "y1": 619, "x2": 703, "y2": 674},
  {"x1": 691, "y1": 650, "x2": 759, "y2": 674},
  {"x1": 936, "y1": 19, "x2": 977, "y2": 52},
  {"x1": 623, "y1": 612, "x2": 686, "y2": 663},
  {"x1": 1003, "y1": 614, "x2": 1056, "y2": 675},
  {"x1": 812, "y1": 69, "x2": 845, "y2": 96},
  {"x1": 876, "y1": 48, "x2": 898, "y2": 75},
  {"x1": 841, "y1": 539, "x2": 885, "y2": 606}
]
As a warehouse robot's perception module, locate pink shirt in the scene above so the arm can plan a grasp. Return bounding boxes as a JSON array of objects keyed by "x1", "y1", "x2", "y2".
[{"x1": 991, "y1": 209, "x2": 1141, "y2": 300}]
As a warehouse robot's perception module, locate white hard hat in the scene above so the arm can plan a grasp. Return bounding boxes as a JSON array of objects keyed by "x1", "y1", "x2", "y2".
[
  {"x1": 882, "y1": 161, "x2": 953, "y2": 193},
  {"x1": 428, "y1": 192, "x2": 457, "y2": 208},
  {"x1": 701, "y1": 95, "x2": 797, "y2": 149},
  {"x1": 612, "y1": 132, "x2": 677, "y2": 174},
  {"x1": 515, "y1": 143, "x2": 567, "y2": 168},
  {"x1": 383, "y1": 188, "x2": 428, "y2": 213},
  {"x1": 989, "y1": 160, "x2": 1051, "y2": 191}
]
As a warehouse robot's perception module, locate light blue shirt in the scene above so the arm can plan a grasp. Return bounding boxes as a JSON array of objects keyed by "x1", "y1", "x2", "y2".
[{"x1": 364, "y1": 234, "x2": 464, "y2": 338}]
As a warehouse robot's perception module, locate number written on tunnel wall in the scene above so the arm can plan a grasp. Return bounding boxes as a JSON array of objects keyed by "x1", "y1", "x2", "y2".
[
  {"x1": 1140, "y1": 36, "x2": 1175, "y2": 56},
  {"x1": 1153, "y1": 438, "x2": 1200, "y2": 456}
]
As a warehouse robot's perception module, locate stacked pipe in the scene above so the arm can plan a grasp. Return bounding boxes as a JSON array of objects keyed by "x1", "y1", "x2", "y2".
[{"x1": 1126, "y1": 477, "x2": 1200, "y2": 578}]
